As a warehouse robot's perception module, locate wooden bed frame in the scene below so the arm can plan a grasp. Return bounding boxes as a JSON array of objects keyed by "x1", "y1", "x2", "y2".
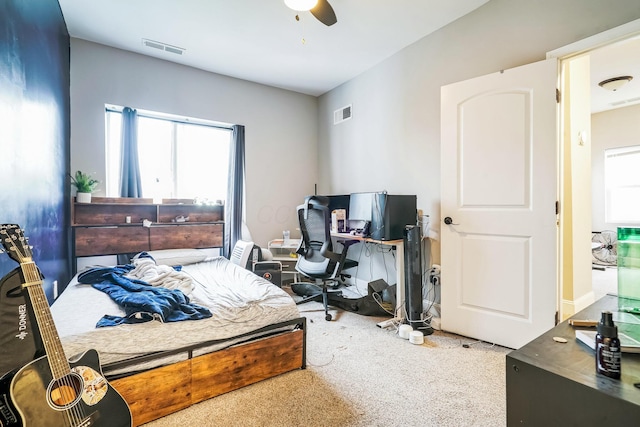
[
  {"x1": 69, "y1": 198, "x2": 307, "y2": 425},
  {"x1": 107, "y1": 317, "x2": 306, "y2": 426}
]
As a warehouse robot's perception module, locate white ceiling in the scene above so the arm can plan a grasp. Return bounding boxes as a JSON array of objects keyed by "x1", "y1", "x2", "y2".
[
  {"x1": 590, "y1": 35, "x2": 640, "y2": 113},
  {"x1": 57, "y1": 0, "x2": 490, "y2": 96},
  {"x1": 58, "y1": 0, "x2": 640, "y2": 110}
]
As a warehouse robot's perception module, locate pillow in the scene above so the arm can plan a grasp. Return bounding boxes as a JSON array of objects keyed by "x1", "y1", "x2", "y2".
[{"x1": 143, "y1": 249, "x2": 208, "y2": 266}]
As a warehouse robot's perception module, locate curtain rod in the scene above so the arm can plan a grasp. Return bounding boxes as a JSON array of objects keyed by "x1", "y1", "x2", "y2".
[{"x1": 105, "y1": 105, "x2": 233, "y2": 131}]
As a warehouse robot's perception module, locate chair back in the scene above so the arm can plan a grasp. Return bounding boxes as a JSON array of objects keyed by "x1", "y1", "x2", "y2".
[{"x1": 295, "y1": 196, "x2": 334, "y2": 278}]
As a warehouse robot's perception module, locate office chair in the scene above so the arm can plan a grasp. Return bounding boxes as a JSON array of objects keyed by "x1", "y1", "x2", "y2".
[{"x1": 291, "y1": 195, "x2": 358, "y2": 321}]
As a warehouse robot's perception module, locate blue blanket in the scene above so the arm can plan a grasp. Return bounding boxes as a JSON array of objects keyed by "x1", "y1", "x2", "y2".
[{"x1": 78, "y1": 264, "x2": 212, "y2": 327}]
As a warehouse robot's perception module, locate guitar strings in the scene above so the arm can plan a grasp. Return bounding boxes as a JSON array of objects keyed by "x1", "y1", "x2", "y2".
[
  {"x1": 16, "y1": 240, "x2": 87, "y2": 425},
  {"x1": 25, "y1": 261, "x2": 85, "y2": 425}
]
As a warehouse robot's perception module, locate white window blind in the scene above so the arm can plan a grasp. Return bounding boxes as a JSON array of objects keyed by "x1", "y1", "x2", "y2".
[{"x1": 605, "y1": 145, "x2": 640, "y2": 224}]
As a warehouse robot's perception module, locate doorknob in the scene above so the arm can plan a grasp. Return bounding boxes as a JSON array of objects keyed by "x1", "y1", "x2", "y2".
[{"x1": 444, "y1": 217, "x2": 459, "y2": 225}]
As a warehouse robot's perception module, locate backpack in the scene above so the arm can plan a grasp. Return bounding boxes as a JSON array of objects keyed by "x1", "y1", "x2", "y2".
[{"x1": 0, "y1": 268, "x2": 43, "y2": 378}]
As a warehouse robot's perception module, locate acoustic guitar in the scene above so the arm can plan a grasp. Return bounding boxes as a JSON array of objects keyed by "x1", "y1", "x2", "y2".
[{"x1": 0, "y1": 224, "x2": 132, "y2": 427}]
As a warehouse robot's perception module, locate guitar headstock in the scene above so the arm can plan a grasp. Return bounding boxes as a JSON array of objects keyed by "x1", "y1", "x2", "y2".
[{"x1": 0, "y1": 224, "x2": 33, "y2": 264}]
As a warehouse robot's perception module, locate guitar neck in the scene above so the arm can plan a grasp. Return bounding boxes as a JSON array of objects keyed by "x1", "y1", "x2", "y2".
[{"x1": 19, "y1": 259, "x2": 70, "y2": 380}]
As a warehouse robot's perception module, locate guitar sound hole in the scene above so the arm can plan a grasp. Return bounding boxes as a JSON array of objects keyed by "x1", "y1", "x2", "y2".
[{"x1": 47, "y1": 372, "x2": 83, "y2": 410}]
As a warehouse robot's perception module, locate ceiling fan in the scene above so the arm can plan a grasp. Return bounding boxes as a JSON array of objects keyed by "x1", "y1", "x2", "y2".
[{"x1": 284, "y1": 0, "x2": 338, "y2": 26}]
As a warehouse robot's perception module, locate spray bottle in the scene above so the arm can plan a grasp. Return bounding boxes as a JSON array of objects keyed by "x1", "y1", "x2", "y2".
[{"x1": 595, "y1": 310, "x2": 621, "y2": 379}]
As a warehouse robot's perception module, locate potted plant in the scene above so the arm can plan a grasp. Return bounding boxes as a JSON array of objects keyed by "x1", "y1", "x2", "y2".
[{"x1": 70, "y1": 170, "x2": 99, "y2": 203}]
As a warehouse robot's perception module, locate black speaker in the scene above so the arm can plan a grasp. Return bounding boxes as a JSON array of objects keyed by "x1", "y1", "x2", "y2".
[
  {"x1": 253, "y1": 262, "x2": 282, "y2": 287},
  {"x1": 403, "y1": 225, "x2": 422, "y2": 328},
  {"x1": 371, "y1": 193, "x2": 417, "y2": 241}
]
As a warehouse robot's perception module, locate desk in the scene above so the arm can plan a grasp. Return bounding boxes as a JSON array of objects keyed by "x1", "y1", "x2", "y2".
[
  {"x1": 506, "y1": 294, "x2": 640, "y2": 425},
  {"x1": 332, "y1": 233, "x2": 405, "y2": 318}
]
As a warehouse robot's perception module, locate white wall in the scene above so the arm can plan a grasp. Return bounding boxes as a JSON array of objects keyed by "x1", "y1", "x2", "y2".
[
  {"x1": 70, "y1": 39, "x2": 318, "y2": 247},
  {"x1": 318, "y1": 0, "x2": 640, "y2": 267},
  {"x1": 592, "y1": 103, "x2": 640, "y2": 232}
]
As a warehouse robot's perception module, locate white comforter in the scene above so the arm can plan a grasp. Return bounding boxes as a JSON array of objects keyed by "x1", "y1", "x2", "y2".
[
  {"x1": 51, "y1": 257, "x2": 300, "y2": 368},
  {"x1": 126, "y1": 256, "x2": 194, "y2": 296}
]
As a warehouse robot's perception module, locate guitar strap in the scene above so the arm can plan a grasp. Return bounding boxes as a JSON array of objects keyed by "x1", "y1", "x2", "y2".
[{"x1": 0, "y1": 267, "x2": 44, "y2": 378}]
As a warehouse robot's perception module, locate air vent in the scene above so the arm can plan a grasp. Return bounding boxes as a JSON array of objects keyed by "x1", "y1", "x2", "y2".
[
  {"x1": 609, "y1": 96, "x2": 640, "y2": 107},
  {"x1": 334, "y1": 104, "x2": 352, "y2": 124},
  {"x1": 142, "y1": 38, "x2": 185, "y2": 56}
]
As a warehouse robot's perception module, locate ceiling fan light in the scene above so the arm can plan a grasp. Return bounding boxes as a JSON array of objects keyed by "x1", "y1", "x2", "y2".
[
  {"x1": 598, "y1": 76, "x2": 633, "y2": 91},
  {"x1": 284, "y1": 0, "x2": 318, "y2": 12}
]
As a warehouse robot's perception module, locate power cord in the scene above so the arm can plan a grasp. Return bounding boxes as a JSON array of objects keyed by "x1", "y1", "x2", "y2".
[{"x1": 461, "y1": 339, "x2": 497, "y2": 349}]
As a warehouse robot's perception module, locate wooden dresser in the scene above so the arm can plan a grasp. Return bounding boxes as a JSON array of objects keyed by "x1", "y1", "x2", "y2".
[{"x1": 72, "y1": 197, "x2": 224, "y2": 271}]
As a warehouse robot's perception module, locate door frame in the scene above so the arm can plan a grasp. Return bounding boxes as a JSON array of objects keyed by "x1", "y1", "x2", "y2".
[{"x1": 548, "y1": 18, "x2": 640, "y2": 320}]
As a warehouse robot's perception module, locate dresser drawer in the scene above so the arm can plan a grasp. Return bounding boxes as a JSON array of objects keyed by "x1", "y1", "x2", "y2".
[
  {"x1": 75, "y1": 226, "x2": 149, "y2": 256},
  {"x1": 149, "y1": 224, "x2": 223, "y2": 250}
]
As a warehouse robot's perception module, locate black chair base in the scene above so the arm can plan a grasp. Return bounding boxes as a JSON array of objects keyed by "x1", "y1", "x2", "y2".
[{"x1": 291, "y1": 282, "x2": 341, "y2": 321}]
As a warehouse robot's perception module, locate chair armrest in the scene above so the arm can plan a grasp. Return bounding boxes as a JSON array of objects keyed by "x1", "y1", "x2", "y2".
[
  {"x1": 327, "y1": 238, "x2": 359, "y2": 261},
  {"x1": 320, "y1": 243, "x2": 341, "y2": 263},
  {"x1": 322, "y1": 238, "x2": 359, "y2": 278},
  {"x1": 335, "y1": 238, "x2": 360, "y2": 248}
]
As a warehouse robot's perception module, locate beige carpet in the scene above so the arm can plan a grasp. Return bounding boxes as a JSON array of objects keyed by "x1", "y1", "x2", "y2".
[{"x1": 143, "y1": 299, "x2": 510, "y2": 427}]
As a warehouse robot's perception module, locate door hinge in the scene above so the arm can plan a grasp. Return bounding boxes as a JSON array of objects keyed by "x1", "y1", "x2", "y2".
[
  {"x1": 556, "y1": 88, "x2": 561, "y2": 103},
  {"x1": 555, "y1": 201, "x2": 560, "y2": 215},
  {"x1": 555, "y1": 311, "x2": 559, "y2": 326}
]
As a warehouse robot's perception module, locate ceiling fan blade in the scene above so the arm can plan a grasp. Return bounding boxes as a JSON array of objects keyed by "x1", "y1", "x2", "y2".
[{"x1": 310, "y1": 0, "x2": 337, "y2": 26}]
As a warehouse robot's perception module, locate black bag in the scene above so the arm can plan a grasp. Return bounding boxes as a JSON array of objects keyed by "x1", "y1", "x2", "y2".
[{"x1": 0, "y1": 268, "x2": 43, "y2": 378}]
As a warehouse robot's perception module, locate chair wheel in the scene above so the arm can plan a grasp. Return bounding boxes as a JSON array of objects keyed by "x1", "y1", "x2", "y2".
[{"x1": 325, "y1": 313, "x2": 332, "y2": 321}]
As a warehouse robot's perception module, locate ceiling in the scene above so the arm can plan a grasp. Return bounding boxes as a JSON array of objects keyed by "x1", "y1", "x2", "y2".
[
  {"x1": 58, "y1": 0, "x2": 640, "y2": 110},
  {"x1": 57, "y1": 0, "x2": 490, "y2": 96},
  {"x1": 590, "y1": 35, "x2": 640, "y2": 113}
]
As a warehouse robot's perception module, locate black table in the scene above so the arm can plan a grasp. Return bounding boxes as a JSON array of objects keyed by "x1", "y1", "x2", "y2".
[{"x1": 507, "y1": 294, "x2": 640, "y2": 425}]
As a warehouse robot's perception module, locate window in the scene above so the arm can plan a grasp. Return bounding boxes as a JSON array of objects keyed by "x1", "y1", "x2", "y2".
[
  {"x1": 105, "y1": 108, "x2": 232, "y2": 202},
  {"x1": 605, "y1": 145, "x2": 640, "y2": 224}
]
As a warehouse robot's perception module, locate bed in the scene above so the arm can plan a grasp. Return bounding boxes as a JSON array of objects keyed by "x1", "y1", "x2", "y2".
[{"x1": 51, "y1": 249, "x2": 307, "y2": 426}]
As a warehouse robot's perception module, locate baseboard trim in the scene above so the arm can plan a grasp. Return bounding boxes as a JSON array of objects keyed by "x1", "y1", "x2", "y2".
[{"x1": 562, "y1": 291, "x2": 596, "y2": 321}]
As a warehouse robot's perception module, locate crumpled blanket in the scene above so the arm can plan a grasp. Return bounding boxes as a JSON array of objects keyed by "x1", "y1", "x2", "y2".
[
  {"x1": 78, "y1": 261, "x2": 212, "y2": 328},
  {"x1": 126, "y1": 254, "x2": 194, "y2": 296}
]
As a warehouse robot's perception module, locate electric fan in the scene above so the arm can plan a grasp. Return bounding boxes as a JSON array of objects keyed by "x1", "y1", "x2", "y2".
[{"x1": 592, "y1": 230, "x2": 618, "y2": 266}]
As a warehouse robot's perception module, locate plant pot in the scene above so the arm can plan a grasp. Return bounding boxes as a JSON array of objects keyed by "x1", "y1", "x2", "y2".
[{"x1": 76, "y1": 192, "x2": 92, "y2": 203}]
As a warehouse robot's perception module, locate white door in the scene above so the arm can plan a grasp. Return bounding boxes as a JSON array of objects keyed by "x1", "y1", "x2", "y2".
[{"x1": 440, "y1": 59, "x2": 558, "y2": 349}]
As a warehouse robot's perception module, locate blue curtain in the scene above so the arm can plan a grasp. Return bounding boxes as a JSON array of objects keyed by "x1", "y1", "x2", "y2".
[
  {"x1": 120, "y1": 107, "x2": 143, "y2": 197},
  {"x1": 224, "y1": 125, "x2": 245, "y2": 258}
]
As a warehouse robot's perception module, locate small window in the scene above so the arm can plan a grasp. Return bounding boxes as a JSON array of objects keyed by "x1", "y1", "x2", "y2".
[
  {"x1": 605, "y1": 145, "x2": 640, "y2": 224},
  {"x1": 105, "y1": 108, "x2": 231, "y2": 202}
]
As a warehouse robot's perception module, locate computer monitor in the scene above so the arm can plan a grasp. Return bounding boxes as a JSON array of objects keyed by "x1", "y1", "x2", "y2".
[
  {"x1": 348, "y1": 192, "x2": 417, "y2": 240},
  {"x1": 348, "y1": 192, "x2": 374, "y2": 222}
]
